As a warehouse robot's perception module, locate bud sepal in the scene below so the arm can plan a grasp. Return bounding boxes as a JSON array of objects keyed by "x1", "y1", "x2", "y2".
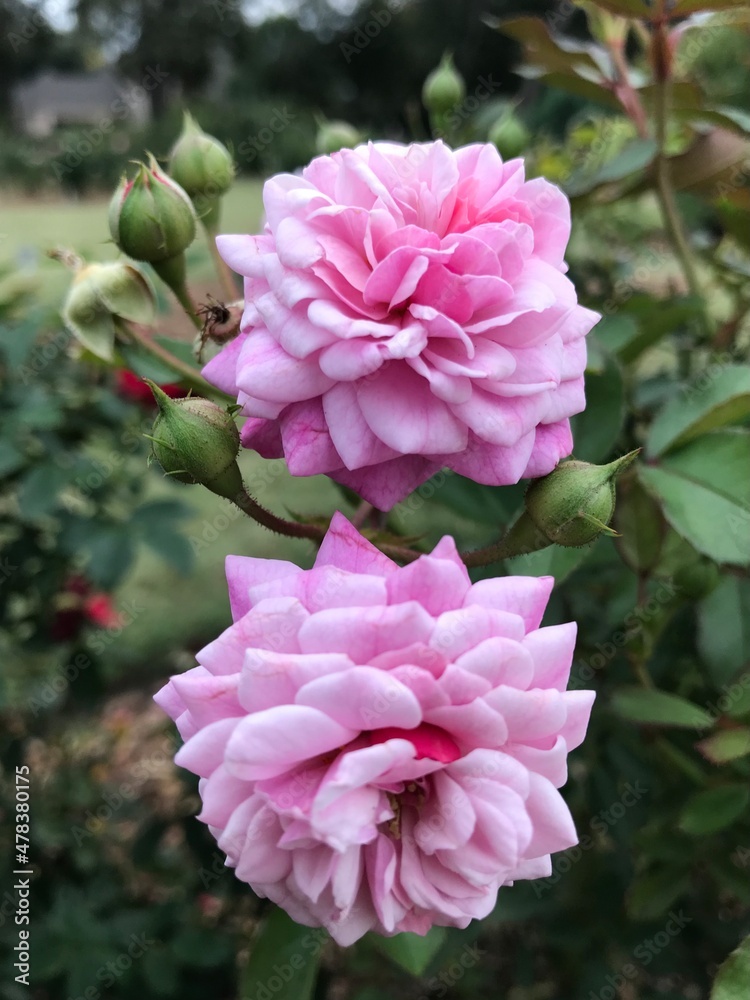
[{"x1": 62, "y1": 261, "x2": 156, "y2": 361}]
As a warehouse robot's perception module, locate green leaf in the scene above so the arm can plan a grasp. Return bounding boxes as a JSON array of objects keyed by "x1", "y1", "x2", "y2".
[
  {"x1": 82, "y1": 525, "x2": 137, "y2": 590},
  {"x1": 679, "y1": 785, "x2": 750, "y2": 835},
  {"x1": 433, "y1": 475, "x2": 524, "y2": 527},
  {"x1": 17, "y1": 461, "x2": 74, "y2": 519},
  {"x1": 238, "y1": 907, "x2": 321, "y2": 1000},
  {"x1": 119, "y1": 336, "x2": 197, "y2": 384},
  {"x1": 140, "y1": 528, "x2": 194, "y2": 574},
  {"x1": 132, "y1": 499, "x2": 193, "y2": 527},
  {"x1": 676, "y1": 104, "x2": 750, "y2": 137},
  {"x1": 154, "y1": 335, "x2": 197, "y2": 367},
  {"x1": 601, "y1": 295, "x2": 700, "y2": 364},
  {"x1": 697, "y1": 729, "x2": 750, "y2": 765},
  {"x1": 638, "y1": 432, "x2": 750, "y2": 566},
  {"x1": 373, "y1": 927, "x2": 447, "y2": 977},
  {"x1": 698, "y1": 576, "x2": 750, "y2": 685},
  {"x1": 571, "y1": 348, "x2": 624, "y2": 462},
  {"x1": 565, "y1": 138, "x2": 657, "y2": 197},
  {"x1": 118, "y1": 342, "x2": 183, "y2": 385},
  {"x1": 647, "y1": 365, "x2": 750, "y2": 456},
  {"x1": 490, "y1": 16, "x2": 605, "y2": 78},
  {"x1": 614, "y1": 475, "x2": 665, "y2": 572},
  {"x1": 711, "y1": 934, "x2": 750, "y2": 1000},
  {"x1": 627, "y1": 868, "x2": 690, "y2": 922},
  {"x1": 0, "y1": 440, "x2": 26, "y2": 477},
  {"x1": 611, "y1": 687, "x2": 714, "y2": 729},
  {"x1": 585, "y1": 0, "x2": 745, "y2": 19}
]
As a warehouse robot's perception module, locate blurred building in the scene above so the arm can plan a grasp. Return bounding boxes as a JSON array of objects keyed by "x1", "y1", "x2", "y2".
[{"x1": 11, "y1": 69, "x2": 150, "y2": 138}]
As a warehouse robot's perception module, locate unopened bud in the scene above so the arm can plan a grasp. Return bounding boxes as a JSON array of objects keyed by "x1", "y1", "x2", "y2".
[
  {"x1": 169, "y1": 112, "x2": 234, "y2": 198},
  {"x1": 62, "y1": 261, "x2": 155, "y2": 361},
  {"x1": 147, "y1": 382, "x2": 242, "y2": 500},
  {"x1": 109, "y1": 156, "x2": 196, "y2": 264},
  {"x1": 316, "y1": 120, "x2": 361, "y2": 155},
  {"x1": 524, "y1": 451, "x2": 640, "y2": 547},
  {"x1": 169, "y1": 113, "x2": 234, "y2": 230},
  {"x1": 488, "y1": 111, "x2": 530, "y2": 160},
  {"x1": 422, "y1": 53, "x2": 465, "y2": 116}
]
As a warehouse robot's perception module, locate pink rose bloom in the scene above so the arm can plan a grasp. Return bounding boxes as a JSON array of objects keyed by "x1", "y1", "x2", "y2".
[
  {"x1": 155, "y1": 514, "x2": 594, "y2": 944},
  {"x1": 205, "y1": 140, "x2": 599, "y2": 510}
]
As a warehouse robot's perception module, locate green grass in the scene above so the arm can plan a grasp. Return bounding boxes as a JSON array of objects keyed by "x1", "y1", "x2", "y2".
[{"x1": 0, "y1": 179, "x2": 265, "y2": 308}]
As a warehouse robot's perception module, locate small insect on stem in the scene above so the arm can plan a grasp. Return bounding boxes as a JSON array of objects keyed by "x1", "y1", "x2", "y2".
[{"x1": 194, "y1": 296, "x2": 243, "y2": 362}]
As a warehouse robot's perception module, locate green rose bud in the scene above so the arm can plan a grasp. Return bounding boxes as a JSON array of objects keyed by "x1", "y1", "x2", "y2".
[
  {"x1": 524, "y1": 451, "x2": 640, "y2": 548},
  {"x1": 316, "y1": 120, "x2": 361, "y2": 155},
  {"x1": 109, "y1": 156, "x2": 196, "y2": 264},
  {"x1": 168, "y1": 113, "x2": 234, "y2": 231},
  {"x1": 422, "y1": 53, "x2": 465, "y2": 116},
  {"x1": 62, "y1": 261, "x2": 156, "y2": 361},
  {"x1": 169, "y1": 112, "x2": 234, "y2": 199},
  {"x1": 147, "y1": 382, "x2": 243, "y2": 501},
  {"x1": 488, "y1": 111, "x2": 530, "y2": 160}
]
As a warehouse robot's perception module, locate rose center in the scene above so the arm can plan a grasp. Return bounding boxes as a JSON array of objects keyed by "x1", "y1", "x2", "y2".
[{"x1": 363, "y1": 723, "x2": 461, "y2": 763}]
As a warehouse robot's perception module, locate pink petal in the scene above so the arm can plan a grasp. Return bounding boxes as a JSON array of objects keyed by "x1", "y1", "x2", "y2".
[
  {"x1": 465, "y1": 576, "x2": 553, "y2": 632},
  {"x1": 225, "y1": 705, "x2": 358, "y2": 781},
  {"x1": 295, "y1": 666, "x2": 422, "y2": 730},
  {"x1": 314, "y1": 511, "x2": 398, "y2": 575},
  {"x1": 522, "y1": 623, "x2": 578, "y2": 691},
  {"x1": 225, "y1": 554, "x2": 302, "y2": 620}
]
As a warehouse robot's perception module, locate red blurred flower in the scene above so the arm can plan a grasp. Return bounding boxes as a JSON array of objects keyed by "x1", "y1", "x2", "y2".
[
  {"x1": 50, "y1": 576, "x2": 119, "y2": 641},
  {"x1": 116, "y1": 370, "x2": 186, "y2": 406}
]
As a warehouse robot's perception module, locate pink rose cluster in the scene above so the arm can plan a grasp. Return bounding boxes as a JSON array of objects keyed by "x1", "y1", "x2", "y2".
[
  {"x1": 205, "y1": 140, "x2": 598, "y2": 510},
  {"x1": 156, "y1": 515, "x2": 594, "y2": 944}
]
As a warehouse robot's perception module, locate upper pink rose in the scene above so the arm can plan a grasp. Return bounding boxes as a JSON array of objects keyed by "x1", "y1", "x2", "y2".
[
  {"x1": 155, "y1": 513, "x2": 594, "y2": 945},
  {"x1": 205, "y1": 141, "x2": 599, "y2": 510}
]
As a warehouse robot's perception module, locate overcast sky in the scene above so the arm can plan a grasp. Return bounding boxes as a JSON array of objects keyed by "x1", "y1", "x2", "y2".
[{"x1": 31, "y1": 0, "x2": 361, "y2": 31}]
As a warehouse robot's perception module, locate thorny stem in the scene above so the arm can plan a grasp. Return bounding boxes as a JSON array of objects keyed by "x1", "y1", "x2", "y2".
[
  {"x1": 231, "y1": 488, "x2": 420, "y2": 563},
  {"x1": 462, "y1": 511, "x2": 552, "y2": 568},
  {"x1": 232, "y1": 487, "x2": 326, "y2": 541}
]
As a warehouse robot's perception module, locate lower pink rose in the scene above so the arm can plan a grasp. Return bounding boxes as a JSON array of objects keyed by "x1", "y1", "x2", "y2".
[{"x1": 155, "y1": 514, "x2": 594, "y2": 944}]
